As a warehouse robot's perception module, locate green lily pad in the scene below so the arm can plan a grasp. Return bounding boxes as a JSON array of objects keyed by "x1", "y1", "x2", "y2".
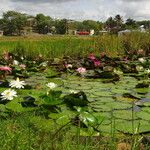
[
  {"x1": 93, "y1": 91, "x2": 112, "y2": 97},
  {"x1": 47, "y1": 79, "x2": 64, "y2": 86},
  {"x1": 141, "y1": 107, "x2": 150, "y2": 113},
  {"x1": 136, "y1": 111, "x2": 150, "y2": 121},
  {"x1": 115, "y1": 96, "x2": 138, "y2": 103},
  {"x1": 143, "y1": 101, "x2": 150, "y2": 107},
  {"x1": 91, "y1": 97, "x2": 115, "y2": 104},
  {"x1": 113, "y1": 110, "x2": 138, "y2": 120},
  {"x1": 116, "y1": 119, "x2": 150, "y2": 134},
  {"x1": 134, "y1": 88, "x2": 150, "y2": 94},
  {"x1": 92, "y1": 104, "x2": 112, "y2": 112},
  {"x1": 107, "y1": 101, "x2": 132, "y2": 110}
]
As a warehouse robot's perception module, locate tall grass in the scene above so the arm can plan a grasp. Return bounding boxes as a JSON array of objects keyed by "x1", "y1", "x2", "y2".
[{"x1": 0, "y1": 33, "x2": 150, "y2": 59}]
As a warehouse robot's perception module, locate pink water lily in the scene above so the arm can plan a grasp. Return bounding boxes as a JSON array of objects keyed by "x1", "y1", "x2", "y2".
[
  {"x1": 94, "y1": 60, "x2": 101, "y2": 67},
  {"x1": 76, "y1": 67, "x2": 86, "y2": 74},
  {"x1": 19, "y1": 64, "x2": 26, "y2": 69},
  {"x1": 88, "y1": 53, "x2": 96, "y2": 60},
  {"x1": 0, "y1": 66, "x2": 12, "y2": 72}
]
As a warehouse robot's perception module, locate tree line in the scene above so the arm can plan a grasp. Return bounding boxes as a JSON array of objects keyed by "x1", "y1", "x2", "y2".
[{"x1": 0, "y1": 11, "x2": 150, "y2": 36}]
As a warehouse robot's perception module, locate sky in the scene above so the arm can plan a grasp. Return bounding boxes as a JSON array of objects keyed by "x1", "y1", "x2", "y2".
[{"x1": 0, "y1": 0, "x2": 150, "y2": 21}]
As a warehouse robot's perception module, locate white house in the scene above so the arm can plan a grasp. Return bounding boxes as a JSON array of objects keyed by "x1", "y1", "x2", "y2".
[{"x1": 0, "y1": 30, "x2": 3, "y2": 36}]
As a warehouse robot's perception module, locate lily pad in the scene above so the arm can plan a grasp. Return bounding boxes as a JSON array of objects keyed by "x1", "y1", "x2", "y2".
[
  {"x1": 136, "y1": 111, "x2": 150, "y2": 121},
  {"x1": 107, "y1": 101, "x2": 132, "y2": 110},
  {"x1": 116, "y1": 119, "x2": 150, "y2": 134},
  {"x1": 93, "y1": 91, "x2": 112, "y2": 97},
  {"x1": 141, "y1": 107, "x2": 150, "y2": 113},
  {"x1": 113, "y1": 110, "x2": 138, "y2": 120}
]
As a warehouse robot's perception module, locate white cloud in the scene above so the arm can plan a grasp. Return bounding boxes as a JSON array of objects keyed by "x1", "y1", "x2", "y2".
[{"x1": 0, "y1": 0, "x2": 150, "y2": 21}]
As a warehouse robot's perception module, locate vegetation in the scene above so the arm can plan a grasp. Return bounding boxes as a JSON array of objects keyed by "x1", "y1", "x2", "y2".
[
  {"x1": 0, "y1": 11, "x2": 150, "y2": 36},
  {"x1": 0, "y1": 35, "x2": 150, "y2": 149},
  {"x1": 0, "y1": 32, "x2": 150, "y2": 59}
]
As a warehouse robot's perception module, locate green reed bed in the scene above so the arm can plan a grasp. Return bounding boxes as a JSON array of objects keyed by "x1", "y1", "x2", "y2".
[{"x1": 0, "y1": 33, "x2": 150, "y2": 59}]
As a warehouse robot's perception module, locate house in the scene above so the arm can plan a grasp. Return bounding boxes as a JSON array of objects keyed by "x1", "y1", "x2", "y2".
[
  {"x1": 118, "y1": 29, "x2": 131, "y2": 36},
  {"x1": 99, "y1": 30, "x2": 108, "y2": 35},
  {"x1": 76, "y1": 29, "x2": 95, "y2": 36},
  {"x1": 0, "y1": 30, "x2": 3, "y2": 36}
]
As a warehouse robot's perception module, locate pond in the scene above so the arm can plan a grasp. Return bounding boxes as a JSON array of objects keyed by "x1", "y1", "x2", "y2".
[{"x1": 23, "y1": 72, "x2": 150, "y2": 135}]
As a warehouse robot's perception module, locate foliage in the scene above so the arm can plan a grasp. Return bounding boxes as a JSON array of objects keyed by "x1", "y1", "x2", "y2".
[{"x1": 1, "y1": 11, "x2": 27, "y2": 35}]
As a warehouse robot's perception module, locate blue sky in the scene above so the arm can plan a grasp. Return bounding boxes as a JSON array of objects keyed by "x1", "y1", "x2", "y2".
[{"x1": 0, "y1": 0, "x2": 150, "y2": 21}]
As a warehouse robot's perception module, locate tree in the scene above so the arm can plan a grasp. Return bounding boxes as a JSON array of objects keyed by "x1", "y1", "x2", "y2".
[
  {"x1": 1, "y1": 11, "x2": 27, "y2": 35},
  {"x1": 125, "y1": 18, "x2": 138, "y2": 29},
  {"x1": 82, "y1": 20, "x2": 102, "y2": 34},
  {"x1": 55, "y1": 19, "x2": 67, "y2": 34},
  {"x1": 35, "y1": 14, "x2": 52, "y2": 34},
  {"x1": 114, "y1": 14, "x2": 123, "y2": 29}
]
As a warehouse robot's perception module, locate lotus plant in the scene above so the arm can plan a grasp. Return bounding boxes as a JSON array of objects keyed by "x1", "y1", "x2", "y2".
[
  {"x1": 93, "y1": 60, "x2": 101, "y2": 67},
  {"x1": 0, "y1": 66, "x2": 12, "y2": 79},
  {"x1": 65, "y1": 64, "x2": 73, "y2": 69},
  {"x1": 9, "y1": 77, "x2": 26, "y2": 89},
  {"x1": 13, "y1": 60, "x2": 19, "y2": 66},
  {"x1": 138, "y1": 58, "x2": 146, "y2": 63},
  {"x1": 1, "y1": 89, "x2": 17, "y2": 101},
  {"x1": 88, "y1": 53, "x2": 96, "y2": 60},
  {"x1": 46, "y1": 82, "x2": 57, "y2": 89}
]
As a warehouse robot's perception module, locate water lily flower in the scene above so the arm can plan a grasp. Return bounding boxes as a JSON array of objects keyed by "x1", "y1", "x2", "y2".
[
  {"x1": 114, "y1": 69, "x2": 123, "y2": 75},
  {"x1": 19, "y1": 64, "x2": 26, "y2": 69},
  {"x1": 0, "y1": 66, "x2": 12, "y2": 72},
  {"x1": 65, "y1": 64, "x2": 73, "y2": 69},
  {"x1": 70, "y1": 90, "x2": 78, "y2": 94},
  {"x1": 136, "y1": 65, "x2": 144, "y2": 72},
  {"x1": 144, "y1": 69, "x2": 150, "y2": 74},
  {"x1": 88, "y1": 53, "x2": 96, "y2": 60},
  {"x1": 94, "y1": 60, "x2": 101, "y2": 67},
  {"x1": 40, "y1": 61, "x2": 48, "y2": 67},
  {"x1": 138, "y1": 58, "x2": 145, "y2": 63},
  {"x1": 9, "y1": 78, "x2": 26, "y2": 89},
  {"x1": 13, "y1": 60, "x2": 19, "y2": 65},
  {"x1": 21, "y1": 56, "x2": 24, "y2": 60},
  {"x1": 46, "y1": 82, "x2": 57, "y2": 89},
  {"x1": 76, "y1": 67, "x2": 86, "y2": 74},
  {"x1": 1, "y1": 89, "x2": 17, "y2": 100}
]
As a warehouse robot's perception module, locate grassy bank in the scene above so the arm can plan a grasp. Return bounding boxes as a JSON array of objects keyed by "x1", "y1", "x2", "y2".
[{"x1": 0, "y1": 32, "x2": 150, "y2": 59}]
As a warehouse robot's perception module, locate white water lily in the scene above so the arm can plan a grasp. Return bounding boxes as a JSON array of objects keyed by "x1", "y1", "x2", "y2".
[
  {"x1": 13, "y1": 60, "x2": 19, "y2": 65},
  {"x1": 136, "y1": 65, "x2": 144, "y2": 72},
  {"x1": 40, "y1": 61, "x2": 48, "y2": 67},
  {"x1": 144, "y1": 69, "x2": 150, "y2": 74},
  {"x1": 9, "y1": 78, "x2": 26, "y2": 89},
  {"x1": 65, "y1": 64, "x2": 73, "y2": 69},
  {"x1": 1, "y1": 89, "x2": 17, "y2": 100},
  {"x1": 113, "y1": 69, "x2": 123, "y2": 75},
  {"x1": 138, "y1": 58, "x2": 145, "y2": 63},
  {"x1": 46, "y1": 82, "x2": 57, "y2": 89},
  {"x1": 70, "y1": 90, "x2": 78, "y2": 94}
]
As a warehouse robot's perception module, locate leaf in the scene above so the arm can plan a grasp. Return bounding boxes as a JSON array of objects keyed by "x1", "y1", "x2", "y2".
[
  {"x1": 6, "y1": 101, "x2": 25, "y2": 113},
  {"x1": 136, "y1": 111, "x2": 150, "y2": 121},
  {"x1": 63, "y1": 91, "x2": 88, "y2": 108},
  {"x1": 79, "y1": 111, "x2": 98, "y2": 126},
  {"x1": 29, "y1": 116, "x2": 55, "y2": 132},
  {"x1": 0, "y1": 104, "x2": 6, "y2": 112},
  {"x1": 113, "y1": 110, "x2": 138, "y2": 120},
  {"x1": 56, "y1": 115, "x2": 70, "y2": 126},
  {"x1": 116, "y1": 119, "x2": 150, "y2": 134}
]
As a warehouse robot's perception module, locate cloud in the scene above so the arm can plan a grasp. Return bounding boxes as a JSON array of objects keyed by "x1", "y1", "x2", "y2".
[
  {"x1": 10, "y1": 0, "x2": 76, "y2": 3},
  {"x1": 0, "y1": 0, "x2": 150, "y2": 21}
]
